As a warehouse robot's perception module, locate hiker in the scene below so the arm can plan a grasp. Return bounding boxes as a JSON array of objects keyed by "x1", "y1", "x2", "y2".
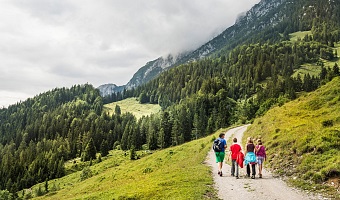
[
  {"x1": 228, "y1": 137, "x2": 242, "y2": 179},
  {"x1": 255, "y1": 139, "x2": 267, "y2": 178},
  {"x1": 244, "y1": 137, "x2": 256, "y2": 179},
  {"x1": 214, "y1": 133, "x2": 227, "y2": 177}
]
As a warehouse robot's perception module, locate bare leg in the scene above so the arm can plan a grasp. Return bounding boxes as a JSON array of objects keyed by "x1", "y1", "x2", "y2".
[
  {"x1": 259, "y1": 164, "x2": 263, "y2": 177},
  {"x1": 219, "y1": 162, "x2": 223, "y2": 171}
]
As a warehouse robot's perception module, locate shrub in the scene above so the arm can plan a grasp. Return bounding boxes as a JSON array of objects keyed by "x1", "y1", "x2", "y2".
[
  {"x1": 80, "y1": 166, "x2": 93, "y2": 181},
  {"x1": 130, "y1": 146, "x2": 136, "y2": 160},
  {"x1": 322, "y1": 120, "x2": 333, "y2": 127},
  {"x1": 142, "y1": 168, "x2": 153, "y2": 174},
  {"x1": 34, "y1": 185, "x2": 44, "y2": 197},
  {"x1": 113, "y1": 141, "x2": 121, "y2": 150},
  {"x1": 0, "y1": 190, "x2": 14, "y2": 200},
  {"x1": 312, "y1": 173, "x2": 324, "y2": 184}
]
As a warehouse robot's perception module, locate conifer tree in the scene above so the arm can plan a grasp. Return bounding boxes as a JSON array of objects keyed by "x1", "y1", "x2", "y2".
[
  {"x1": 100, "y1": 140, "x2": 109, "y2": 157},
  {"x1": 115, "y1": 105, "x2": 121, "y2": 115},
  {"x1": 82, "y1": 138, "x2": 96, "y2": 161},
  {"x1": 130, "y1": 145, "x2": 136, "y2": 160}
]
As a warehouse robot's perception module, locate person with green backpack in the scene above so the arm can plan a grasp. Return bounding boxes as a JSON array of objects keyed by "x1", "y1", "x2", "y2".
[{"x1": 213, "y1": 133, "x2": 227, "y2": 177}]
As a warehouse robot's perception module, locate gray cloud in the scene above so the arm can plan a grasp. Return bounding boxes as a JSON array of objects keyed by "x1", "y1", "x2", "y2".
[{"x1": 0, "y1": 0, "x2": 260, "y2": 107}]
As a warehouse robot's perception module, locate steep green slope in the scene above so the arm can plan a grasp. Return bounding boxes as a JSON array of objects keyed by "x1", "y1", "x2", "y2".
[
  {"x1": 0, "y1": 84, "x2": 105, "y2": 193},
  {"x1": 28, "y1": 129, "x2": 224, "y2": 200},
  {"x1": 245, "y1": 77, "x2": 340, "y2": 197}
]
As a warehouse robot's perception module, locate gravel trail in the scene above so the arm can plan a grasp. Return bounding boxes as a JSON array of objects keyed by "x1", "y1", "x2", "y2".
[{"x1": 206, "y1": 125, "x2": 320, "y2": 200}]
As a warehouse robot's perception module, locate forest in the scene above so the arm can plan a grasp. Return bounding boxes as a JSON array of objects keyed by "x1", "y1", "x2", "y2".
[{"x1": 1, "y1": 0, "x2": 340, "y2": 197}]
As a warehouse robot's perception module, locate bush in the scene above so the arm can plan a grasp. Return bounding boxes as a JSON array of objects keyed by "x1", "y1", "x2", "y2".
[
  {"x1": 113, "y1": 141, "x2": 121, "y2": 150},
  {"x1": 142, "y1": 168, "x2": 153, "y2": 174},
  {"x1": 0, "y1": 190, "x2": 14, "y2": 200},
  {"x1": 130, "y1": 146, "x2": 136, "y2": 160},
  {"x1": 312, "y1": 173, "x2": 324, "y2": 184},
  {"x1": 34, "y1": 185, "x2": 45, "y2": 197},
  {"x1": 80, "y1": 166, "x2": 93, "y2": 181},
  {"x1": 322, "y1": 120, "x2": 333, "y2": 127}
]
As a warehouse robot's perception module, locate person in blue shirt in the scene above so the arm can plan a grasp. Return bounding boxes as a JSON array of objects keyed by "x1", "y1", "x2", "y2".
[{"x1": 216, "y1": 133, "x2": 227, "y2": 176}]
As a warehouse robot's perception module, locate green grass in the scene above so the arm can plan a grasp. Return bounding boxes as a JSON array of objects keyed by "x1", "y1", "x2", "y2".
[
  {"x1": 322, "y1": 42, "x2": 340, "y2": 68},
  {"x1": 244, "y1": 77, "x2": 340, "y2": 198},
  {"x1": 289, "y1": 31, "x2": 312, "y2": 42},
  {"x1": 289, "y1": 31, "x2": 340, "y2": 79},
  {"x1": 292, "y1": 63, "x2": 322, "y2": 78},
  {"x1": 25, "y1": 129, "x2": 228, "y2": 200},
  {"x1": 291, "y1": 39, "x2": 340, "y2": 78},
  {"x1": 104, "y1": 98, "x2": 161, "y2": 119}
]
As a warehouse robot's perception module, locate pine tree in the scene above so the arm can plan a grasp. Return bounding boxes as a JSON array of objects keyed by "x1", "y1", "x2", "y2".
[
  {"x1": 130, "y1": 145, "x2": 136, "y2": 160},
  {"x1": 44, "y1": 179, "x2": 48, "y2": 193},
  {"x1": 159, "y1": 111, "x2": 172, "y2": 148},
  {"x1": 115, "y1": 105, "x2": 121, "y2": 115},
  {"x1": 100, "y1": 140, "x2": 109, "y2": 157},
  {"x1": 148, "y1": 120, "x2": 158, "y2": 150},
  {"x1": 82, "y1": 138, "x2": 96, "y2": 161},
  {"x1": 139, "y1": 92, "x2": 148, "y2": 104},
  {"x1": 333, "y1": 63, "x2": 339, "y2": 76}
]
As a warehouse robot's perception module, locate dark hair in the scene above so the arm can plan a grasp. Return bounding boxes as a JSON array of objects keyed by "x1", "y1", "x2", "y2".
[
  {"x1": 233, "y1": 138, "x2": 237, "y2": 143},
  {"x1": 257, "y1": 139, "x2": 262, "y2": 145},
  {"x1": 219, "y1": 133, "x2": 225, "y2": 138}
]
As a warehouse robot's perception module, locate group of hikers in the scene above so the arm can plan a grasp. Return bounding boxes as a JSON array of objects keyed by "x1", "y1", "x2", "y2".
[{"x1": 214, "y1": 133, "x2": 266, "y2": 179}]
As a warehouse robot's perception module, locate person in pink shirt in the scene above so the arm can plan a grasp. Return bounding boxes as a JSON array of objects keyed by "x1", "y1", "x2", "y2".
[
  {"x1": 228, "y1": 138, "x2": 242, "y2": 179},
  {"x1": 255, "y1": 139, "x2": 267, "y2": 178}
]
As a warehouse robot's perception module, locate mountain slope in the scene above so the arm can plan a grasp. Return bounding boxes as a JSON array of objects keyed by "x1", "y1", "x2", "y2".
[
  {"x1": 125, "y1": 53, "x2": 188, "y2": 90},
  {"x1": 97, "y1": 83, "x2": 124, "y2": 96},
  {"x1": 98, "y1": 0, "x2": 289, "y2": 95},
  {"x1": 244, "y1": 77, "x2": 340, "y2": 198},
  {"x1": 100, "y1": 0, "x2": 340, "y2": 96},
  {"x1": 29, "y1": 129, "x2": 220, "y2": 199}
]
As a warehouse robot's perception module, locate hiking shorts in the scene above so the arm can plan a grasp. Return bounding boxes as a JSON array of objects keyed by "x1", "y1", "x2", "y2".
[
  {"x1": 215, "y1": 152, "x2": 225, "y2": 163},
  {"x1": 257, "y1": 156, "x2": 265, "y2": 165}
]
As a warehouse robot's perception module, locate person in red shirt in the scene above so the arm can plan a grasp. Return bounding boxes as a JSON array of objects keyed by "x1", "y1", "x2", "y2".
[{"x1": 228, "y1": 137, "x2": 242, "y2": 179}]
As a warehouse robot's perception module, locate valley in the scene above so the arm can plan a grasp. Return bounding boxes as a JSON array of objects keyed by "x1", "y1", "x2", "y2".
[{"x1": 0, "y1": 0, "x2": 340, "y2": 199}]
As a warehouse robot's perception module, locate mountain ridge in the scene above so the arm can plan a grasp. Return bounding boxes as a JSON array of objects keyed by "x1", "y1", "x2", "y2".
[{"x1": 98, "y1": 0, "x2": 287, "y2": 96}]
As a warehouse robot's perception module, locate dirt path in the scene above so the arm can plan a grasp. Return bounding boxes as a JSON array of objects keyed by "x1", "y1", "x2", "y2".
[{"x1": 206, "y1": 125, "x2": 321, "y2": 200}]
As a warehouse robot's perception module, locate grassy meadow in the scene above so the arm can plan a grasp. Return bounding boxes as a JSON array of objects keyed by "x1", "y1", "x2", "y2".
[
  {"x1": 104, "y1": 98, "x2": 161, "y2": 119},
  {"x1": 244, "y1": 77, "x2": 340, "y2": 198},
  {"x1": 289, "y1": 31, "x2": 312, "y2": 42},
  {"x1": 290, "y1": 31, "x2": 340, "y2": 79},
  {"x1": 292, "y1": 63, "x2": 322, "y2": 78},
  {"x1": 24, "y1": 129, "x2": 228, "y2": 199}
]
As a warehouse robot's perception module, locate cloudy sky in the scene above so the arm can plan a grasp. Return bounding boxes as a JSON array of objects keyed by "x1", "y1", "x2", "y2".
[{"x1": 0, "y1": 0, "x2": 260, "y2": 107}]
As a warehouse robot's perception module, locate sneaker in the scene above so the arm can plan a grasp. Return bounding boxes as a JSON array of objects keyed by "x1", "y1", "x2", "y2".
[
  {"x1": 231, "y1": 174, "x2": 235, "y2": 177},
  {"x1": 220, "y1": 171, "x2": 223, "y2": 177},
  {"x1": 236, "y1": 176, "x2": 239, "y2": 179},
  {"x1": 218, "y1": 171, "x2": 221, "y2": 175},
  {"x1": 251, "y1": 175, "x2": 255, "y2": 179},
  {"x1": 247, "y1": 174, "x2": 250, "y2": 177},
  {"x1": 259, "y1": 174, "x2": 262, "y2": 178}
]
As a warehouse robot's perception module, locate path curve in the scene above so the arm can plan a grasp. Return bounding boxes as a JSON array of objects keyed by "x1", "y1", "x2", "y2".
[{"x1": 206, "y1": 125, "x2": 320, "y2": 200}]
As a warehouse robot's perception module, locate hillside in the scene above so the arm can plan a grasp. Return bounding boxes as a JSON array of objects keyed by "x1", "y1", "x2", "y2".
[
  {"x1": 104, "y1": 98, "x2": 161, "y2": 119},
  {"x1": 25, "y1": 129, "x2": 223, "y2": 199},
  {"x1": 99, "y1": 0, "x2": 340, "y2": 97},
  {"x1": 244, "y1": 77, "x2": 340, "y2": 198},
  {"x1": 1, "y1": 0, "x2": 340, "y2": 198}
]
